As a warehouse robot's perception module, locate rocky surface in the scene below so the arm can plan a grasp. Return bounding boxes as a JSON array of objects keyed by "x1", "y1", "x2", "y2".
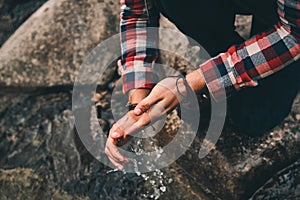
[
  {"x1": 173, "y1": 93, "x2": 300, "y2": 199},
  {"x1": 1, "y1": 78, "x2": 299, "y2": 200},
  {"x1": 250, "y1": 160, "x2": 300, "y2": 199},
  {"x1": 0, "y1": 1, "x2": 299, "y2": 199},
  {"x1": 0, "y1": 91, "x2": 146, "y2": 199},
  {"x1": 0, "y1": 168, "x2": 86, "y2": 200},
  {"x1": 0, "y1": 0, "x2": 119, "y2": 88},
  {"x1": 0, "y1": 0, "x2": 48, "y2": 46}
]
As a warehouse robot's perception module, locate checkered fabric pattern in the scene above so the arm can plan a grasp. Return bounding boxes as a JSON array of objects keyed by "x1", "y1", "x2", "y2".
[
  {"x1": 119, "y1": 0, "x2": 159, "y2": 93},
  {"x1": 119, "y1": 0, "x2": 300, "y2": 99}
]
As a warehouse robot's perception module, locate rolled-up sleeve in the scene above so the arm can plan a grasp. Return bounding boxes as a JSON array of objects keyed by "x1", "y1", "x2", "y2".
[
  {"x1": 199, "y1": 0, "x2": 300, "y2": 101},
  {"x1": 119, "y1": 0, "x2": 160, "y2": 94}
]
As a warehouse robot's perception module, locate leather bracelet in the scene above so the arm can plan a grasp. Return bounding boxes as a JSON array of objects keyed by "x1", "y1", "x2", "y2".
[{"x1": 168, "y1": 75, "x2": 193, "y2": 103}]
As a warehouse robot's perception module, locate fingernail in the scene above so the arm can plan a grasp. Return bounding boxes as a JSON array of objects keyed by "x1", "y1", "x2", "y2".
[
  {"x1": 111, "y1": 132, "x2": 120, "y2": 138},
  {"x1": 117, "y1": 165, "x2": 124, "y2": 171},
  {"x1": 134, "y1": 107, "x2": 142, "y2": 115}
]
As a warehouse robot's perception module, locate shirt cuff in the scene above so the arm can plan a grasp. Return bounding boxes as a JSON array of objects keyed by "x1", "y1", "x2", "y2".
[
  {"x1": 118, "y1": 59, "x2": 157, "y2": 94},
  {"x1": 198, "y1": 54, "x2": 258, "y2": 102}
]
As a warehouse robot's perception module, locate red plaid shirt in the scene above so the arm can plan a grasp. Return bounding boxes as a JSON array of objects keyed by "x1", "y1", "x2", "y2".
[{"x1": 119, "y1": 0, "x2": 300, "y2": 100}]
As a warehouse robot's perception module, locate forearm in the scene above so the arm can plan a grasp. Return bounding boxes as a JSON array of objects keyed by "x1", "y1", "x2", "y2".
[
  {"x1": 196, "y1": 0, "x2": 300, "y2": 100},
  {"x1": 185, "y1": 70, "x2": 206, "y2": 93},
  {"x1": 119, "y1": 0, "x2": 159, "y2": 95}
]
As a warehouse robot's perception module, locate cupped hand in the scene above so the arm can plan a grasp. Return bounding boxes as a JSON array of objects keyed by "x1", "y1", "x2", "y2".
[
  {"x1": 105, "y1": 77, "x2": 183, "y2": 170},
  {"x1": 105, "y1": 110, "x2": 153, "y2": 170}
]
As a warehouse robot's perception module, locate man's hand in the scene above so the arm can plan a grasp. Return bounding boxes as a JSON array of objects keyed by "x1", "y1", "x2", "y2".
[
  {"x1": 105, "y1": 77, "x2": 186, "y2": 170},
  {"x1": 134, "y1": 70, "x2": 205, "y2": 116},
  {"x1": 105, "y1": 110, "x2": 153, "y2": 170},
  {"x1": 105, "y1": 88, "x2": 150, "y2": 170},
  {"x1": 105, "y1": 70, "x2": 205, "y2": 170}
]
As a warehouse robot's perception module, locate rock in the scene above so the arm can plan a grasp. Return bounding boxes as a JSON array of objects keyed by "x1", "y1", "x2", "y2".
[
  {"x1": 0, "y1": 15, "x2": 13, "y2": 32},
  {"x1": 0, "y1": 89, "x2": 153, "y2": 199},
  {"x1": 1, "y1": 78, "x2": 299, "y2": 200},
  {"x1": 0, "y1": 3, "x2": 299, "y2": 199},
  {"x1": 159, "y1": 93, "x2": 300, "y2": 199},
  {"x1": 0, "y1": 92, "x2": 82, "y2": 187},
  {"x1": 0, "y1": 168, "x2": 87, "y2": 200},
  {"x1": 0, "y1": 0, "x2": 119, "y2": 87},
  {"x1": 0, "y1": 93, "x2": 28, "y2": 113},
  {"x1": 249, "y1": 160, "x2": 300, "y2": 199},
  {"x1": 159, "y1": 15, "x2": 207, "y2": 75},
  {"x1": 0, "y1": 0, "x2": 48, "y2": 46}
]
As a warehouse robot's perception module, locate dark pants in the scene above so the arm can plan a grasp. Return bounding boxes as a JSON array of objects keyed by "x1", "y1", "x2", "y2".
[{"x1": 157, "y1": 0, "x2": 300, "y2": 135}]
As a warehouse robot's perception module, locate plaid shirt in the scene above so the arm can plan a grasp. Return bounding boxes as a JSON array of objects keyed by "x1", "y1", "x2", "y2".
[{"x1": 119, "y1": 0, "x2": 300, "y2": 100}]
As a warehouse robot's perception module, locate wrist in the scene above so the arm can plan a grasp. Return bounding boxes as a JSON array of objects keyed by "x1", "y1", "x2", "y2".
[
  {"x1": 128, "y1": 88, "x2": 151, "y2": 103},
  {"x1": 185, "y1": 69, "x2": 206, "y2": 92}
]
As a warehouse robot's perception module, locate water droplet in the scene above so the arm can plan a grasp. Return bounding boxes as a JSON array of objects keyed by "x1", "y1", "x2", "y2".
[{"x1": 160, "y1": 186, "x2": 166, "y2": 192}]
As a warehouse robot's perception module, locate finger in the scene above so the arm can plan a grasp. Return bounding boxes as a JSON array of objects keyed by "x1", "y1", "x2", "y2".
[
  {"x1": 107, "y1": 155, "x2": 124, "y2": 170},
  {"x1": 160, "y1": 96, "x2": 179, "y2": 113},
  {"x1": 114, "y1": 115, "x2": 136, "y2": 138},
  {"x1": 105, "y1": 146, "x2": 121, "y2": 166},
  {"x1": 149, "y1": 102, "x2": 168, "y2": 118},
  {"x1": 105, "y1": 144, "x2": 121, "y2": 165},
  {"x1": 109, "y1": 124, "x2": 125, "y2": 139},
  {"x1": 106, "y1": 145, "x2": 129, "y2": 166},
  {"x1": 134, "y1": 93, "x2": 161, "y2": 116},
  {"x1": 124, "y1": 114, "x2": 152, "y2": 137},
  {"x1": 106, "y1": 137, "x2": 129, "y2": 162},
  {"x1": 111, "y1": 131, "x2": 123, "y2": 139}
]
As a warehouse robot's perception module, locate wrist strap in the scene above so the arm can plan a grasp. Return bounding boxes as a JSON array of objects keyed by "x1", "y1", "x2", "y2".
[{"x1": 168, "y1": 75, "x2": 193, "y2": 103}]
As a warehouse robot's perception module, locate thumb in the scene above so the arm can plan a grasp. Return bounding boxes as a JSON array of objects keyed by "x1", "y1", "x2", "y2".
[
  {"x1": 110, "y1": 131, "x2": 123, "y2": 139},
  {"x1": 134, "y1": 95, "x2": 154, "y2": 116}
]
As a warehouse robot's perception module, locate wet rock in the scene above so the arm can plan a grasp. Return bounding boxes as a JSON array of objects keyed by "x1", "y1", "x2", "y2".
[
  {"x1": 0, "y1": 93, "x2": 28, "y2": 113},
  {"x1": 0, "y1": 0, "x2": 119, "y2": 88}
]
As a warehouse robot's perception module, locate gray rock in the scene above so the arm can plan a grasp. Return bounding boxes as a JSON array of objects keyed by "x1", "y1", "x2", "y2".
[
  {"x1": 0, "y1": 0, "x2": 48, "y2": 46},
  {"x1": 0, "y1": 3, "x2": 299, "y2": 199},
  {"x1": 0, "y1": 0, "x2": 119, "y2": 87},
  {"x1": 0, "y1": 90, "x2": 153, "y2": 200},
  {"x1": 159, "y1": 15, "x2": 207, "y2": 75},
  {"x1": 159, "y1": 93, "x2": 300, "y2": 199},
  {"x1": 250, "y1": 160, "x2": 300, "y2": 199},
  {"x1": 0, "y1": 83, "x2": 299, "y2": 200},
  {"x1": 0, "y1": 168, "x2": 87, "y2": 200},
  {"x1": 0, "y1": 92, "x2": 82, "y2": 187}
]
